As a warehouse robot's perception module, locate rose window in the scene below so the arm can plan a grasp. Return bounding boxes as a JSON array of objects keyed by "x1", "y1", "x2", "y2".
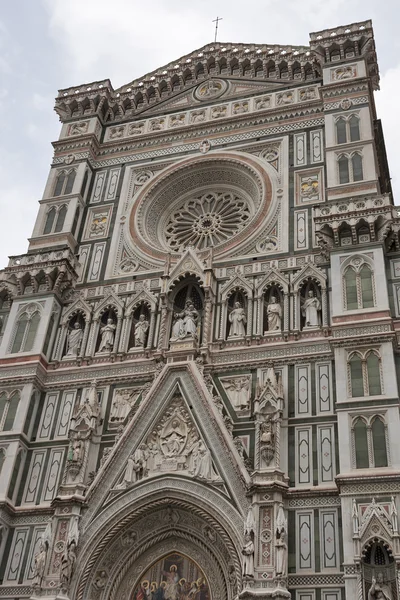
[{"x1": 165, "y1": 192, "x2": 251, "y2": 250}]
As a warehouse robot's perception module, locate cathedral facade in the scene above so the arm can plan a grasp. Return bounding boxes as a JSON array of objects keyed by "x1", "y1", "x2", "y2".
[{"x1": 0, "y1": 18, "x2": 398, "y2": 600}]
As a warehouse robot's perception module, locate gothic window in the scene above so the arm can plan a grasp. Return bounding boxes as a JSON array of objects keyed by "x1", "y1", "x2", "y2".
[
  {"x1": 266, "y1": 61, "x2": 276, "y2": 78},
  {"x1": 344, "y1": 46, "x2": 356, "y2": 59},
  {"x1": 43, "y1": 207, "x2": 56, "y2": 235},
  {"x1": 330, "y1": 49, "x2": 341, "y2": 62},
  {"x1": 81, "y1": 170, "x2": 89, "y2": 198},
  {"x1": 352, "y1": 152, "x2": 364, "y2": 181},
  {"x1": 231, "y1": 59, "x2": 239, "y2": 75},
  {"x1": 336, "y1": 115, "x2": 360, "y2": 144},
  {"x1": 343, "y1": 260, "x2": 375, "y2": 310},
  {"x1": 338, "y1": 155, "x2": 350, "y2": 183},
  {"x1": 348, "y1": 350, "x2": 382, "y2": 397},
  {"x1": 72, "y1": 207, "x2": 80, "y2": 237},
  {"x1": 304, "y1": 65, "x2": 314, "y2": 80},
  {"x1": 254, "y1": 61, "x2": 263, "y2": 77},
  {"x1": 54, "y1": 205, "x2": 67, "y2": 233},
  {"x1": 10, "y1": 310, "x2": 41, "y2": 353},
  {"x1": 354, "y1": 417, "x2": 369, "y2": 468},
  {"x1": 54, "y1": 169, "x2": 76, "y2": 196},
  {"x1": 293, "y1": 67, "x2": 302, "y2": 79},
  {"x1": 242, "y1": 60, "x2": 251, "y2": 76},
  {"x1": 42, "y1": 205, "x2": 68, "y2": 235},
  {"x1": 337, "y1": 152, "x2": 364, "y2": 184},
  {"x1": 352, "y1": 416, "x2": 388, "y2": 469},
  {"x1": 280, "y1": 67, "x2": 289, "y2": 79},
  {"x1": 0, "y1": 391, "x2": 20, "y2": 432}
]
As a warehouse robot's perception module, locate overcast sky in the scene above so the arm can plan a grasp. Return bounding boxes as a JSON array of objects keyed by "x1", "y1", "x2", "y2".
[{"x1": 0, "y1": 0, "x2": 399, "y2": 268}]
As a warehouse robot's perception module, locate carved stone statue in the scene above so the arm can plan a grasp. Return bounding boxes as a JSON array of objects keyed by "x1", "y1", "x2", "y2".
[
  {"x1": 228, "y1": 302, "x2": 247, "y2": 338},
  {"x1": 121, "y1": 444, "x2": 148, "y2": 486},
  {"x1": 170, "y1": 300, "x2": 199, "y2": 341},
  {"x1": 222, "y1": 377, "x2": 250, "y2": 410},
  {"x1": 368, "y1": 572, "x2": 392, "y2": 600},
  {"x1": 70, "y1": 439, "x2": 83, "y2": 463},
  {"x1": 134, "y1": 314, "x2": 149, "y2": 347},
  {"x1": 191, "y1": 440, "x2": 215, "y2": 480},
  {"x1": 266, "y1": 296, "x2": 282, "y2": 331},
  {"x1": 33, "y1": 542, "x2": 47, "y2": 587},
  {"x1": 260, "y1": 414, "x2": 276, "y2": 466},
  {"x1": 242, "y1": 533, "x2": 255, "y2": 577},
  {"x1": 99, "y1": 318, "x2": 116, "y2": 352},
  {"x1": 275, "y1": 528, "x2": 287, "y2": 577},
  {"x1": 60, "y1": 541, "x2": 77, "y2": 589},
  {"x1": 66, "y1": 322, "x2": 84, "y2": 356},
  {"x1": 301, "y1": 290, "x2": 321, "y2": 328}
]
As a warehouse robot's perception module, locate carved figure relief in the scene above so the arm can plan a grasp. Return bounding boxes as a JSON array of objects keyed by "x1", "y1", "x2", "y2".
[
  {"x1": 233, "y1": 101, "x2": 249, "y2": 114},
  {"x1": 260, "y1": 413, "x2": 277, "y2": 466},
  {"x1": 110, "y1": 389, "x2": 139, "y2": 423},
  {"x1": 276, "y1": 92, "x2": 293, "y2": 105},
  {"x1": 275, "y1": 504, "x2": 287, "y2": 578},
  {"x1": 170, "y1": 114, "x2": 186, "y2": 127},
  {"x1": 332, "y1": 65, "x2": 357, "y2": 81},
  {"x1": 170, "y1": 300, "x2": 199, "y2": 342},
  {"x1": 255, "y1": 96, "x2": 271, "y2": 110},
  {"x1": 109, "y1": 126, "x2": 125, "y2": 139},
  {"x1": 128, "y1": 122, "x2": 145, "y2": 135},
  {"x1": 195, "y1": 79, "x2": 225, "y2": 100},
  {"x1": 299, "y1": 87, "x2": 317, "y2": 101},
  {"x1": 242, "y1": 533, "x2": 255, "y2": 577},
  {"x1": 68, "y1": 121, "x2": 89, "y2": 136},
  {"x1": 191, "y1": 110, "x2": 206, "y2": 123},
  {"x1": 368, "y1": 573, "x2": 392, "y2": 600},
  {"x1": 220, "y1": 376, "x2": 251, "y2": 411},
  {"x1": 149, "y1": 118, "x2": 165, "y2": 131},
  {"x1": 89, "y1": 212, "x2": 109, "y2": 238},
  {"x1": 211, "y1": 105, "x2": 227, "y2": 118},
  {"x1": 199, "y1": 139, "x2": 211, "y2": 154},
  {"x1": 116, "y1": 396, "x2": 218, "y2": 486},
  {"x1": 134, "y1": 314, "x2": 149, "y2": 347},
  {"x1": 300, "y1": 175, "x2": 320, "y2": 202}
]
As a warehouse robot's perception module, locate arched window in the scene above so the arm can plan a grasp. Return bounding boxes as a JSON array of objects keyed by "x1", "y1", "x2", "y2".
[
  {"x1": 371, "y1": 417, "x2": 388, "y2": 467},
  {"x1": 338, "y1": 155, "x2": 350, "y2": 184},
  {"x1": 3, "y1": 393, "x2": 20, "y2": 431},
  {"x1": 336, "y1": 118, "x2": 347, "y2": 144},
  {"x1": 343, "y1": 260, "x2": 375, "y2": 310},
  {"x1": 304, "y1": 67, "x2": 314, "y2": 80},
  {"x1": 72, "y1": 207, "x2": 80, "y2": 236},
  {"x1": 352, "y1": 153, "x2": 364, "y2": 181},
  {"x1": 349, "y1": 115, "x2": 360, "y2": 141},
  {"x1": 344, "y1": 267, "x2": 358, "y2": 309},
  {"x1": 367, "y1": 352, "x2": 382, "y2": 395},
  {"x1": 54, "y1": 172, "x2": 66, "y2": 196},
  {"x1": 330, "y1": 49, "x2": 341, "y2": 62},
  {"x1": 43, "y1": 207, "x2": 56, "y2": 235},
  {"x1": 54, "y1": 205, "x2": 67, "y2": 233},
  {"x1": 345, "y1": 46, "x2": 355, "y2": 59},
  {"x1": 360, "y1": 264, "x2": 374, "y2": 307},
  {"x1": 0, "y1": 392, "x2": 20, "y2": 432},
  {"x1": 354, "y1": 418, "x2": 369, "y2": 468},
  {"x1": 64, "y1": 170, "x2": 76, "y2": 194},
  {"x1": 350, "y1": 354, "x2": 364, "y2": 397},
  {"x1": 11, "y1": 310, "x2": 40, "y2": 354}
]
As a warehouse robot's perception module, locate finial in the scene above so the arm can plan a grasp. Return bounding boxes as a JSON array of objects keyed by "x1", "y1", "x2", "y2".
[{"x1": 212, "y1": 16, "x2": 223, "y2": 43}]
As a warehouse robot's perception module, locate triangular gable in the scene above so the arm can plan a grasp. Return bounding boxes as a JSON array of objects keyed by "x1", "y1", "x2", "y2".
[
  {"x1": 292, "y1": 263, "x2": 327, "y2": 291},
  {"x1": 167, "y1": 248, "x2": 206, "y2": 290},
  {"x1": 61, "y1": 295, "x2": 92, "y2": 324},
  {"x1": 83, "y1": 362, "x2": 250, "y2": 525},
  {"x1": 256, "y1": 267, "x2": 289, "y2": 297},
  {"x1": 221, "y1": 272, "x2": 253, "y2": 301},
  {"x1": 93, "y1": 290, "x2": 124, "y2": 319},
  {"x1": 125, "y1": 287, "x2": 157, "y2": 315}
]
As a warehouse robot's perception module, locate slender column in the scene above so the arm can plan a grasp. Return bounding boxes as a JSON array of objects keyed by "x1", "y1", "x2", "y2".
[
  {"x1": 275, "y1": 418, "x2": 281, "y2": 468},
  {"x1": 113, "y1": 317, "x2": 123, "y2": 354},
  {"x1": 202, "y1": 295, "x2": 212, "y2": 346},
  {"x1": 146, "y1": 309, "x2": 156, "y2": 350},
  {"x1": 88, "y1": 319, "x2": 99, "y2": 356},
  {"x1": 54, "y1": 324, "x2": 66, "y2": 361},
  {"x1": 80, "y1": 319, "x2": 91, "y2": 357},
  {"x1": 157, "y1": 304, "x2": 168, "y2": 351},
  {"x1": 321, "y1": 288, "x2": 328, "y2": 327},
  {"x1": 293, "y1": 293, "x2": 299, "y2": 331},
  {"x1": 119, "y1": 316, "x2": 130, "y2": 353},
  {"x1": 256, "y1": 296, "x2": 262, "y2": 335},
  {"x1": 283, "y1": 293, "x2": 289, "y2": 333},
  {"x1": 246, "y1": 297, "x2": 253, "y2": 337},
  {"x1": 219, "y1": 302, "x2": 226, "y2": 340}
]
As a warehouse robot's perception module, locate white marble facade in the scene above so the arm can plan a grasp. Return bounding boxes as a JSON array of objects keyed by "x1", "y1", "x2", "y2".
[{"x1": 0, "y1": 19, "x2": 398, "y2": 600}]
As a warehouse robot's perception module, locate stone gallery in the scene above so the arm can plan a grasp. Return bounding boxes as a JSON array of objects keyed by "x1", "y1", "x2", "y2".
[{"x1": 0, "y1": 18, "x2": 398, "y2": 600}]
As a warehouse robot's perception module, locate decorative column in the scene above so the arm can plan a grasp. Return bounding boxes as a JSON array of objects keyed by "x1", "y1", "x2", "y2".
[
  {"x1": 246, "y1": 296, "x2": 253, "y2": 338},
  {"x1": 80, "y1": 318, "x2": 91, "y2": 358},
  {"x1": 54, "y1": 324, "x2": 67, "y2": 361},
  {"x1": 219, "y1": 302, "x2": 227, "y2": 340},
  {"x1": 283, "y1": 293, "x2": 289, "y2": 334},
  {"x1": 202, "y1": 293, "x2": 212, "y2": 346},
  {"x1": 321, "y1": 288, "x2": 328, "y2": 327},
  {"x1": 118, "y1": 315, "x2": 132, "y2": 353},
  {"x1": 256, "y1": 295, "x2": 262, "y2": 336},
  {"x1": 157, "y1": 302, "x2": 168, "y2": 351},
  {"x1": 293, "y1": 292, "x2": 299, "y2": 332},
  {"x1": 87, "y1": 319, "x2": 100, "y2": 357},
  {"x1": 113, "y1": 316, "x2": 123, "y2": 355},
  {"x1": 146, "y1": 309, "x2": 156, "y2": 350}
]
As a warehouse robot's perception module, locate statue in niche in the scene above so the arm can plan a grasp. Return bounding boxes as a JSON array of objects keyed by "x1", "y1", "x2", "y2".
[
  {"x1": 33, "y1": 542, "x2": 47, "y2": 587},
  {"x1": 99, "y1": 318, "x2": 116, "y2": 352},
  {"x1": 60, "y1": 541, "x2": 77, "y2": 589},
  {"x1": 66, "y1": 321, "x2": 84, "y2": 356},
  {"x1": 275, "y1": 504, "x2": 287, "y2": 578},
  {"x1": 368, "y1": 572, "x2": 392, "y2": 600},
  {"x1": 228, "y1": 302, "x2": 247, "y2": 338},
  {"x1": 301, "y1": 290, "x2": 321, "y2": 328},
  {"x1": 170, "y1": 300, "x2": 199, "y2": 341},
  {"x1": 69, "y1": 438, "x2": 83, "y2": 463},
  {"x1": 242, "y1": 533, "x2": 255, "y2": 577},
  {"x1": 110, "y1": 389, "x2": 137, "y2": 423},
  {"x1": 260, "y1": 413, "x2": 277, "y2": 466},
  {"x1": 266, "y1": 296, "x2": 282, "y2": 332},
  {"x1": 134, "y1": 314, "x2": 149, "y2": 347}
]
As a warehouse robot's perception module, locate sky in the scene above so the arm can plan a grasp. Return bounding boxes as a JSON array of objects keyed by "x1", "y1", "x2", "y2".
[{"x1": 0, "y1": 0, "x2": 399, "y2": 268}]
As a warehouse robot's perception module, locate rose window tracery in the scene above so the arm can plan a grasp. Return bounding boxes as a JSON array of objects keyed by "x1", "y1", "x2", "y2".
[{"x1": 165, "y1": 192, "x2": 251, "y2": 250}]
